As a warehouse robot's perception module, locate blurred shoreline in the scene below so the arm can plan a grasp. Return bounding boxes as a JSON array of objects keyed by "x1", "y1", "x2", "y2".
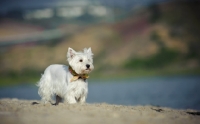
[
  {"x1": 0, "y1": 68, "x2": 200, "y2": 87},
  {"x1": 1, "y1": 76, "x2": 200, "y2": 110}
]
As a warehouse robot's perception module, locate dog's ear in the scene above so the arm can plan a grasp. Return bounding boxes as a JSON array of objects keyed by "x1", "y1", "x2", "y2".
[
  {"x1": 87, "y1": 47, "x2": 92, "y2": 53},
  {"x1": 67, "y1": 47, "x2": 76, "y2": 60},
  {"x1": 84, "y1": 47, "x2": 94, "y2": 57},
  {"x1": 88, "y1": 47, "x2": 94, "y2": 56}
]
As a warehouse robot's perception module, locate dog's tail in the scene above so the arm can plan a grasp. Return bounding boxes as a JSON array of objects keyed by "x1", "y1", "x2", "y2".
[{"x1": 36, "y1": 74, "x2": 44, "y2": 87}]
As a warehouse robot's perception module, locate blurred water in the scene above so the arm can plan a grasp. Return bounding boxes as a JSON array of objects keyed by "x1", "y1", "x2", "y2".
[{"x1": 0, "y1": 76, "x2": 200, "y2": 110}]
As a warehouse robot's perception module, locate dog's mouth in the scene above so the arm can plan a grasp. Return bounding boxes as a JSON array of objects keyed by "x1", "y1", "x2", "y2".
[{"x1": 82, "y1": 68, "x2": 91, "y2": 74}]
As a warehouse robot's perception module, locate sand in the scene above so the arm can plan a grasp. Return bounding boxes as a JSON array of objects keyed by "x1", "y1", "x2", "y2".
[{"x1": 0, "y1": 98, "x2": 199, "y2": 124}]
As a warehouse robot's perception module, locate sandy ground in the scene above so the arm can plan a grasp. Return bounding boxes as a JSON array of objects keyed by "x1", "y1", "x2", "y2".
[{"x1": 0, "y1": 98, "x2": 199, "y2": 124}]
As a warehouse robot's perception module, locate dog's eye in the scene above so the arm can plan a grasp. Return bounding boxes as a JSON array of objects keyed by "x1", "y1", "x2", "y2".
[{"x1": 79, "y1": 59, "x2": 83, "y2": 62}]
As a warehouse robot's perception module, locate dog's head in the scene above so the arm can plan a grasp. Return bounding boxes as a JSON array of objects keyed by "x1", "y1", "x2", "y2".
[{"x1": 67, "y1": 47, "x2": 94, "y2": 75}]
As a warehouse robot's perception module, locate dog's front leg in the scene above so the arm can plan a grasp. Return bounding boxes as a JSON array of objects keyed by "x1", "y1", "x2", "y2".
[
  {"x1": 79, "y1": 96, "x2": 86, "y2": 104},
  {"x1": 65, "y1": 95, "x2": 77, "y2": 104}
]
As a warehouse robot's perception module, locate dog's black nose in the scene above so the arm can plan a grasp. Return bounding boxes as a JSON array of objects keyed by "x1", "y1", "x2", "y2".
[{"x1": 86, "y1": 64, "x2": 90, "y2": 69}]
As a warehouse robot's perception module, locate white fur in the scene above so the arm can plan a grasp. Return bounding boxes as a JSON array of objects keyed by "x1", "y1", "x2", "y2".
[{"x1": 37, "y1": 47, "x2": 94, "y2": 104}]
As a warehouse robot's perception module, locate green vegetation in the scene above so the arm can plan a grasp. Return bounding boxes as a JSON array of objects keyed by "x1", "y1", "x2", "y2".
[
  {"x1": 148, "y1": 4, "x2": 161, "y2": 23},
  {"x1": 1, "y1": 66, "x2": 200, "y2": 87},
  {"x1": 124, "y1": 48, "x2": 179, "y2": 69},
  {"x1": 0, "y1": 69, "x2": 41, "y2": 87}
]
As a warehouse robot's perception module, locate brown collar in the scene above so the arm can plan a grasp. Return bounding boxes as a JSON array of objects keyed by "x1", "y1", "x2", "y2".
[{"x1": 69, "y1": 66, "x2": 89, "y2": 82}]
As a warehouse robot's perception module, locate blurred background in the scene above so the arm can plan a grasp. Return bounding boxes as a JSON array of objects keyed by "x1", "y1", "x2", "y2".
[{"x1": 0, "y1": 0, "x2": 200, "y2": 110}]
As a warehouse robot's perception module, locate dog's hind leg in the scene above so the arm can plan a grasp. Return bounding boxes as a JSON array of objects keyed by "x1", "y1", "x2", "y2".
[{"x1": 52, "y1": 95, "x2": 62, "y2": 105}]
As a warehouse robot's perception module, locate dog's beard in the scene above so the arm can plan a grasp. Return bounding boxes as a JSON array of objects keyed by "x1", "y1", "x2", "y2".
[
  {"x1": 72, "y1": 66, "x2": 93, "y2": 75},
  {"x1": 82, "y1": 69, "x2": 92, "y2": 74},
  {"x1": 79, "y1": 67, "x2": 92, "y2": 74}
]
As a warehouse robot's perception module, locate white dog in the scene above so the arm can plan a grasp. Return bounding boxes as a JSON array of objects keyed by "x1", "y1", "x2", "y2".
[{"x1": 37, "y1": 47, "x2": 94, "y2": 105}]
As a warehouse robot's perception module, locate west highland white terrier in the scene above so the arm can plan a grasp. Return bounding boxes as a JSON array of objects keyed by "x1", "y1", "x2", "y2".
[{"x1": 37, "y1": 47, "x2": 94, "y2": 105}]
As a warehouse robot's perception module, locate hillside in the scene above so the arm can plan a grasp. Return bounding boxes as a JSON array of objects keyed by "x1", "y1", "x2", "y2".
[{"x1": 0, "y1": 1, "x2": 200, "y2": 84}]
